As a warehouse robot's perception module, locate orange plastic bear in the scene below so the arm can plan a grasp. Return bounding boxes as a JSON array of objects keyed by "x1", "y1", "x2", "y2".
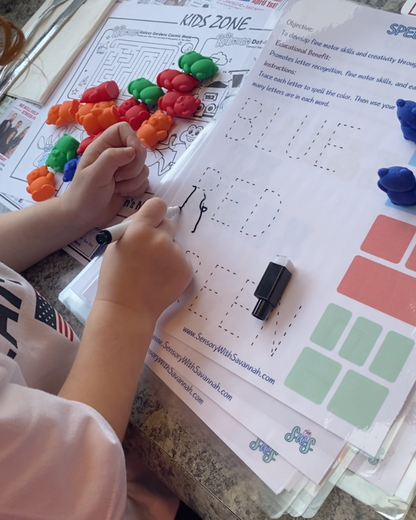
[
  {"x1": 75, "y1": 103, "x2": 95, "y2": 125},
  {"x1": 46, "y1": 100, "x2": 80, "y2": 126},
  {"x1": 26, "y1": 165, "x2": 55, "y2": 202},
  {"x1": 136, "y1": 110, "x2": 173, "y2": 149},
  {"x1": 76, "y1": 101, "x2": 119, "y2": 136},
  {"x1": 75, "y1": 100, "x2": 114, "y2": 123}
]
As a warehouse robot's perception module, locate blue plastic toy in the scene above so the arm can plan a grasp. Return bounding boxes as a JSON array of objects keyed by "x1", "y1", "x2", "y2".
[
  {"x1": 396, "y1": 99, "x2": 416, "y2": 144},
  {"x1": 63, "y1": 156, "x2": 81, "y2": 182},
  {"x1": 377, "y1": 166, "x2": 416, "y2": 206}
]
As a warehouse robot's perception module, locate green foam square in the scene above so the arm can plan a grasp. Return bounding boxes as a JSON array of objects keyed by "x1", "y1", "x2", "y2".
[
  {"x1": 369, "y1": 331, "x2": 414, "y2": 383},
  {"x1": 284, "y1": 347, "x2": 342, "y2": 404},
  {"x1": 310, "y1": 303, "x2": 352, "y2": 351},
  {"x1": 339, "y1": 317, "x2": 382, "y2": 366},
  {"x1": 327, "y1": 371, "x2": 389, "y2": 430}
]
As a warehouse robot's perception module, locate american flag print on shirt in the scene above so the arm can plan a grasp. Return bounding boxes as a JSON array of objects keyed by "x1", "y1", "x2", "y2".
[{"x1": 34, "y1": 291, "x2": 74, "y2": 342}]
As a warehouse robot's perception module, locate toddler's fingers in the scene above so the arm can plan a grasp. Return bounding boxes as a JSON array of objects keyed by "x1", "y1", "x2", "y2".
[
  {"x1": 114, "y1": 162, "x2": 149, "y2": 183},
  {"x1": 81, "y1": 122, "x2": 147, "y2": 166},
  {"x1": 120, "y1": 178, "x2": 150, "y2": 199},
  {"x1": 88, "y1": 146, "x2": 139, "y2": 186},
  {"x1": 115, "y1": 170, "x2": 149, "y2": 195}
]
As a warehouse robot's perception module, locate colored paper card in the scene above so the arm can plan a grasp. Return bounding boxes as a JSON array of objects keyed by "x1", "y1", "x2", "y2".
[
  {"x1": 310, "y1": 304, "x2": 352, "y2": 351},
  {"x1": 360, "y1": 215, "x2": 416, "y2": 264},
  {"x1": 327, "y1": 371, "x2": 389, "y2": 430},
  {"x1": 405, "y1": 245, "x2": 416, "y2": 272},
  {"x1": 338, "y1": 317, "x2": 382, "y2": 366},
  {"x1": 284, "y1": 347, "x2": 342, "y2": 404},
  {"x1": 337, "y1": 256, "x2": 416, "y2": 327},
  {"x1": 369, "y1": 332, "x2": 414, "y2": 383}
]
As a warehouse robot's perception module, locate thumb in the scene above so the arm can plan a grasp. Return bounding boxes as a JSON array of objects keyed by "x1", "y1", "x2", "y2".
[{"x1": 133, "y1": 198, "x2": 168, "y2": 228}]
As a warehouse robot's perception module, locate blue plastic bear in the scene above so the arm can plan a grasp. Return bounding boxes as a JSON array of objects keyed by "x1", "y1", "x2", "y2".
[
  {"x1": 377, "y1": 166, "x2": 416, "y2": 206},
  {"x1": 396, "y1": 99, "x2": 416, "y2": 144},
  {"x1": 63, "y1": 156, "x2": 81, "y2": 182}
]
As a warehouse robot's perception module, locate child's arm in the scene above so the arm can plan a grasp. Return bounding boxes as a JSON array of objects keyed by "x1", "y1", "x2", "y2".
[
  {"x1": 59, "y1": 197, "x2": 193, "y2": 440},
  {"x1": 0, "y1": 122, "x2": 149, "y2": 272}
]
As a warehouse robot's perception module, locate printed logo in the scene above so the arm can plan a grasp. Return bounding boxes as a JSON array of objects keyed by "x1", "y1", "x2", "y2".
[
  {"x1": 249, "y1": 438, "x2": 278, "y2": 463},
  {"x1": 284, "y1": 426, "x2": 316, "y2": 454}
]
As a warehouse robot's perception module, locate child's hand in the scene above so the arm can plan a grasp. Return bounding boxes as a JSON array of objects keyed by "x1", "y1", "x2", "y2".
[
  {"x1": 61, "y1": 122, "x2": 149, "y2": 230},
  {"x1": 95, "y1": 198, "x2": 193, "y2": 325}
]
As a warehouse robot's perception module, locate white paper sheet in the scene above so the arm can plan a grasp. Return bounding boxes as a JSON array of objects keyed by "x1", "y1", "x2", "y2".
[
  {"x1": 153, "y1": 0, "x2": 416, "y2": 455},
  {"x1": 148, "y1": 329, "x2": 346, "y2": 484},
  {"x1": 144, "y1": 343, "x2": 300, "y2": 495}
]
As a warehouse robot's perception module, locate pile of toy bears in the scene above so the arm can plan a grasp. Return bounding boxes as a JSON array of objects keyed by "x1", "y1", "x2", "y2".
[
  {"x1": 26, "y1": 51, "x2": 218, "y2": 202},
  {"x1": 377, "y1": 99, "x2": 416, "y2": 207}
]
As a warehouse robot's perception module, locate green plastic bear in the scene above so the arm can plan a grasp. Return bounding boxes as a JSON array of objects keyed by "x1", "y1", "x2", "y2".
[
  {"x1": 178, "y1": 51, "x2": 204, "y2": 74},
  {"x1": 45, "y1": 134, "x2": 79, "y2": 172},
  {"x1": 128, "y1": 78, "x2": 154, "y2": 99},
  {"x1": 178, "y1": 51, "x2": 218, "y2": 80},
  {"x1": 139, "y1": 85, "x2": 164, "y2": 105},
  {"x1": 190, "y1": 58, "x2": 219, "y2": 80}
]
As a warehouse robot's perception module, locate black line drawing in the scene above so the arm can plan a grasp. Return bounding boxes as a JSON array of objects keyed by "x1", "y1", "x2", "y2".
[
  {"x1": 179, "y1": 185, "x2": 198, "y2": 210},
  {"x1": 192, "y1": 192, "x2": 208, "y2": 233}
]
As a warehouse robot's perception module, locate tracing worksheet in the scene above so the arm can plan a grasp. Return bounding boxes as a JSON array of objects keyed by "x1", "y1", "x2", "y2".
[
  {"x1": 0, "y1": 2, "x2": 273, "y2": 261},
  {"x1": 153, "y1": 0, "x2": 416, "y2": 456}
]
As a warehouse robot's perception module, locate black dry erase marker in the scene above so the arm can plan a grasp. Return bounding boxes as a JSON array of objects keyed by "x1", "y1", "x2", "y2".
[{"x1": 95, "y1": 205, "x2": 180, "y2": 245}]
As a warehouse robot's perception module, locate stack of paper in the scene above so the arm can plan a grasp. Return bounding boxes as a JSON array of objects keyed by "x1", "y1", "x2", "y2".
[
  {"x1": 143, "y1": 0, "x2": 416, "y2": 515},
  {"x1": 3, "y1": 0, "x2": 416, "y2": 517}
]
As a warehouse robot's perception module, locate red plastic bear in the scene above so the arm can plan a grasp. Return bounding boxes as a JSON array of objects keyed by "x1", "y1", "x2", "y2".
[
  {"x1": 171, "y1": 73, "x2": 200, "y2": 93},
  {"x1": 118, "y1": 97, "x2": 141, "y2": 117},
  {"x1": 118, "y1": 98, "x2": 150, "y2": 131},
  {"x1": 158, "y1": 91, "x2": 201, "y2": 118},
  {"x1": 80, "y1": 81, "x2": 120, "y2": 103},
  {"x1": 156, "y1": 69, "x2": 199, "y2": 92},
  {"x1": 77, "y1": 132, "x2": 102, "y2": 154}
]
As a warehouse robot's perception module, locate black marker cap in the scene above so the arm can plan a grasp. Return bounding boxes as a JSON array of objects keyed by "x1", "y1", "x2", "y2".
[
  {"x1": 95, "y1": 229, "x2": 112, "y2": 245},
  {"x1": 252, "y1": 256, "x2": 294, "y2": 321}
]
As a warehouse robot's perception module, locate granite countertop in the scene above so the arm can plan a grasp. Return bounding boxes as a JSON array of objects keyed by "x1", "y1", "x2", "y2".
[{"x1": 3, "y1": 0, "x2": 416, "y2": 518}]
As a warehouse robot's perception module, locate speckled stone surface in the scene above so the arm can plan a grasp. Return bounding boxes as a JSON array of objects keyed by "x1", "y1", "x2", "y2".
[{"x1": 3, "y1": 0, "x2": 415, "y2": 518}]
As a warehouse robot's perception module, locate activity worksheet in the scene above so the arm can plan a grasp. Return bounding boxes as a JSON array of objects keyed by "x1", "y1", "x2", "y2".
[
  {"x1": 157, "y1": 0, "x2": 416, "y2": 455},
  {"x1": 0, "y1": 2, "x2": 273, "y2": 261}
]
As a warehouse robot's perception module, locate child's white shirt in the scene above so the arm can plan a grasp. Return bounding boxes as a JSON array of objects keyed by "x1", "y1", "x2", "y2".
[{"x1": 0, "y1": 262, "x2": 179, "y2": 520}]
